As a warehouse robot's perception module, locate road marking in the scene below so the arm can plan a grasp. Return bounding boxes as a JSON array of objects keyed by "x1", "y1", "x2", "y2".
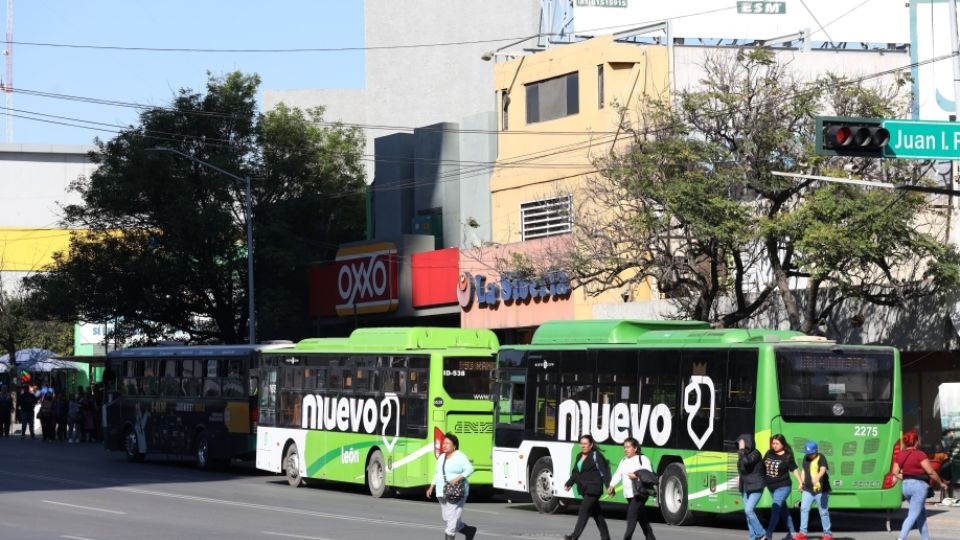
[
  {"x1": 43, "y1": 500, "x2": 126, "y2": 515},
  {"x1": 262, "y1": 532, "x2": 336, "y2": 540},
  {"x1": 62, "y1": 535, "x2": 100, "y2": 540}
]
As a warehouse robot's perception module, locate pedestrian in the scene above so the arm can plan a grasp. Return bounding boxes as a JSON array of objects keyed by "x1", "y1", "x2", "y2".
[
  {"x1": 891, "y1": 431, "x2": 948, "y2": 540},
  {"x1": 426, "y1": 432, "x2": 477, "y2": 540},
  {"x1": 55, "y1": 393, "x2": 69, "y2": 441},
  {"x1": 607, "y1": 437, "x2": 655, "y2": 540},
  {"x1": 67, "y1": 393, "x2": 82, "y2": 443},
  {"x1": 795, "y1": 441, "x2": 832, "y2": 540},
  {"x1": 81, "y1": 391, "x2": 96, "y2": 442},
  {"x1": 38, "y1": 392, "x2": 55, "y2": 442},
  {"x1": 764, "y1": 434, "x2": 801, "y2": 540},
  {"x1": 563, "y1": 434, "x2": 612, "y2": 540},
  {"x1": 737, "y1": 434, "x2": 766, "y2": 540},
  {"x1": 17, "y1": 387, "x2": 36, "y2": 439},
  {"x1": 0, "y1": 386, "x2": 12, "y2": 436}
]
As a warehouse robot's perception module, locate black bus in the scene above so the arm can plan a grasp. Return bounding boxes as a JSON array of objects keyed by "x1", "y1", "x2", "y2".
[{"x1": 103, "y1": 344, "x2": 286, "y2": 469}]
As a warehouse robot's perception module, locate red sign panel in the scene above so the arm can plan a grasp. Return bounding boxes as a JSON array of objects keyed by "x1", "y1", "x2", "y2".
[
  {"x1": 411, "y1": 248, "x2": 459, "y2": 308},
  {"x1": 308, "y1": 242, "x2": 399, "y2": 318}
]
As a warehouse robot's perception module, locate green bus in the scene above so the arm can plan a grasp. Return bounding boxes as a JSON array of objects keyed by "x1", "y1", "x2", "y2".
[
  {"x1": 492, "y1": 320, "x2": 902, "y2": 524},
  {"x1": 255, "y1": 327, "x2": 499, "y2": 497}
]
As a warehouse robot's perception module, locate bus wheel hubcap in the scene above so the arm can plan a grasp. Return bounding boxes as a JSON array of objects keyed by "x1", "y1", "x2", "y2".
[
  {"x1": 535, "y1": 470, "x2": 553, "y2": 503},
  {"x1": 198, "y1": 442, "x2": 207, "y2": 466},
  {"x1": 665, "y1": 478, "x2": 682, "y2": 512},
  {"x1": 370, "y1": 462, "x2": 383, "y2": 488},
  {"x1": 125, "y1": 432, "x2": 136, "y2": 455},
  {"x1": 288, "y1": 453, "x2": 299, "y2": 479}
]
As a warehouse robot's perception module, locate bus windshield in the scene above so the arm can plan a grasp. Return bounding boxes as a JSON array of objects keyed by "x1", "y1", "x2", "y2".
[
  {"x1": 442, "y1": 356, "x2": 495, "y2": 400},
  {"x1": 776, "y1": 347, "x2": 894, "y2": 422}
]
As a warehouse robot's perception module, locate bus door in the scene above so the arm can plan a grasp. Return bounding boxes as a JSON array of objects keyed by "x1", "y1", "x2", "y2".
[
  {"x1": 103, "y1": 357, "x2": 124, "y2": 451},
  {"x1": 679, "y1": 350, "x2": 726, "y2": 504},
  {"x1": 440, "y1": 356, "x2": 497, "y2": 478}
]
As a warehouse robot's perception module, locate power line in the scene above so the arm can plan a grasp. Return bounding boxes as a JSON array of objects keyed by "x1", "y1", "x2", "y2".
[{"x1": 5, "y1": 6, "x2": 738, "y2": 54}]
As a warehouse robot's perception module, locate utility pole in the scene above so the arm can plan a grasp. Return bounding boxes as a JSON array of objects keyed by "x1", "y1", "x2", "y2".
[
  {"x1": 2, "y1": 0, "x2": 12, "y2": 143},
  {"x1": 948, "y1": 0, "x2": 960, "y2": 245}
]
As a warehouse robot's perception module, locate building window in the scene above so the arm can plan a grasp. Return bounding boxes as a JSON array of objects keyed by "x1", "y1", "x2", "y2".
[
  {"x1": 597, "y1": 64, "x2": 604, "y2": 109},
  {"x1": 525, "y1": 71, "x2": 579, "y2": 124},
  {"x1": 520, "y1": 195, "x2": 572, "y2": 240},
  {"x1": 501, "y1": 89, "x2": 510, "y2": 131}
]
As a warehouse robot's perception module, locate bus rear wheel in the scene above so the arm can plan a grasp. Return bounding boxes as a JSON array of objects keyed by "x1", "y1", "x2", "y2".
[
  {"x1": 366, "y1": 450, "x2": 393, "y2": 498},
  {"x1": 284, "y1": 443, "x2": 306, "y2": 488},
  {"x1": 195, "y1": 432, "x2": 225, "y2": 470},
  {"x1": 123, "y1": 427, "x2": 144, "y2": 462},
  {"x1": 659, "y1": 462, "x2": 693, "y2": 525},
  {"x1": 530, "y1": 456, "x2": 561, "y2": 514}
]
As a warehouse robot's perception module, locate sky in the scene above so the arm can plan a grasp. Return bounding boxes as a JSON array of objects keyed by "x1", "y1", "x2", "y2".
[{"x1": 3, "y1": 1, "x2": 365, "y2": 145}]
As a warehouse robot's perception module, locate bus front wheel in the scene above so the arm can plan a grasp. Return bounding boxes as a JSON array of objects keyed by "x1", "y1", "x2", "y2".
[
  {"x1": 366, "y1": 450, "x2": 393, "y2": 498},
  {"x1": 659, "y1": 462, "x2": 693, "y2": 525},
  {"x1": 123, "y1": 427, "x2": 144, "y2": 462},
  {"x1": 530, "y1": 456, "x2": 561, "y2": 514},
  {"x1": 284, "y1": 443, "x2": 306, "y2": 488},
  {"x1": 195, "y1": 432, "x2": 225, "y2": 470}
]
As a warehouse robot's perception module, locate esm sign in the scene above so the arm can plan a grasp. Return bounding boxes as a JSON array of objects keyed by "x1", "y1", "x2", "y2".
[{"x1": 332, "y1": 243, "x2": 399, "y2": 316}]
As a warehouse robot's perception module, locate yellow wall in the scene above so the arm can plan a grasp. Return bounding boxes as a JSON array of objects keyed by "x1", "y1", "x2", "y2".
[
  {"x1": 0, "y1": 228, "x2": 75, "y2": 272},
  {"x1": 490, "y1": 37, "x2": 669, "y2": 316}
]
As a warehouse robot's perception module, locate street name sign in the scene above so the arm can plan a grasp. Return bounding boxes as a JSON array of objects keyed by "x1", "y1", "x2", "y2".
[{"x1": 883, "y1": 119, "x2": 960, "y2": 160}]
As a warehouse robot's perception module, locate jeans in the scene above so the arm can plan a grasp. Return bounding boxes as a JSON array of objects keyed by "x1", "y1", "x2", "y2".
[
  {"x1": 624, "y1": 496, "x2": 655, "y2": 540},
  {"x1": 743, "y1": 490, "x2": 765, "y2": 539},
  {"x1": 899, "y1": 479, "x2": 930, "y2": 540},
  {"x1": 570, "y1": 493, "x2": 611, "y2": 540},
  {"x1": 766, "y1": 485, "x2": 796, "y2": 538},
  {"x1": 799, "y1": 491, "x2": 832, "y2": 535}
]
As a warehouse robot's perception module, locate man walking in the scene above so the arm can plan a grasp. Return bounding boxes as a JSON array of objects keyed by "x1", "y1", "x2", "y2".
[
  {"x1": 17, "y1": 387, "x2": 36, "y2": 439},
  {"x1": 0, "y1": 386, "x2": 13, "y2": 436},
  {"x1": 795, "y1": 441, "x2": 833, "y2": 540}
]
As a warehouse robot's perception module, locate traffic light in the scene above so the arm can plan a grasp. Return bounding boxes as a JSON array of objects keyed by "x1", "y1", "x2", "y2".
[{"x1": 816, "y1": 116, "x2": 890, "y2": 158}]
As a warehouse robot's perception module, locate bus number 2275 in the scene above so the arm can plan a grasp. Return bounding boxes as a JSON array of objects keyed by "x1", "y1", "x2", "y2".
[{"x1": 854, "y1": 425, "x2": 878, "y2": 437}]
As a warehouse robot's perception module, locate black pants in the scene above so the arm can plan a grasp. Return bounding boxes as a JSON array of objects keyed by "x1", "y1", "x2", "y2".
[
  {"x1": 570, "y1": 493, "x2": 610, "y2": 540},
  {"x1": 0, "y1": 415, "x2": 9, "y2": 436},
  {"x1": 40, "y1": 416, "x2": 55, "y2": 441},
  {"x1": 624, "y1": 496, "x2": 655, "y2": 540}
]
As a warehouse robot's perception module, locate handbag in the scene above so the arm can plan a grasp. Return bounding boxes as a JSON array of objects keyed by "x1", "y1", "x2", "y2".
[{"x1": 442, "y1": 455, "x2": 465, "y2": 503}]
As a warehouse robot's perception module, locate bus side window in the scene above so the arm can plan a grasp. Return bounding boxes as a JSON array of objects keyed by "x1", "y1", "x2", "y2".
[
  {"x1": 182, "y1": 360, "x2": 202, "y2": 398},
  {"x1": 142, "y1": 360, "x2": 159, "y2": 396},
  {"x1": 161, "y1": 359, "x2": 181, "y2": 397},
  {"x1": 204, "y1": 359, "x2": 221, "y2": 398}
]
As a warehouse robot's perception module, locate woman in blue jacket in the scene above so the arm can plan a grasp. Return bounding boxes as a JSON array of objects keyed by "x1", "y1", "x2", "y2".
[{"x1": 427, "y1": 432, "x2": 476, "y2": 540}]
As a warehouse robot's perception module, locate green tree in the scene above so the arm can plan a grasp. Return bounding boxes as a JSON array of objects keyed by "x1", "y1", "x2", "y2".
[
  {"x1": 562, "y1": 48, "x2": 958, "y2": 332},
  {"x1": 26, "y1": 72, "x2": 366, "y2": 343}
]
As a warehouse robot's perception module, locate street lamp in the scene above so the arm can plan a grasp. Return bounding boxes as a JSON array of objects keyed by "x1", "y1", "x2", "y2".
[{"x1": 146, "y1": 147, "x2": 256, "y2": 345}]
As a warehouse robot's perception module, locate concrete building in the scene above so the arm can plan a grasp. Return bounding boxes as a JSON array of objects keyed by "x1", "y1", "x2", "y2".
[
  {"x1": 0, "y1": 144, "x2": 95, "y2": 291},
  {"x1": 263, "y1": 0, "x2": 543, "y2": 182}
]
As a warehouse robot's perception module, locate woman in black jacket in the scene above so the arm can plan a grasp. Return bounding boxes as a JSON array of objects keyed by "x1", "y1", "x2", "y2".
[
  {"x1": 563, "y1": 434, "x2": 611, "y2": 540},
  {"x1": 737, "y1": 434, "x2": 765, "y2": 540}
]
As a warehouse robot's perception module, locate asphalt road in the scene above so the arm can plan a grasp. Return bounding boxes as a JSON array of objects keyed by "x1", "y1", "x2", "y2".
[{"x1": 0, "y1": 436, "x2": 957, "y2": 540}]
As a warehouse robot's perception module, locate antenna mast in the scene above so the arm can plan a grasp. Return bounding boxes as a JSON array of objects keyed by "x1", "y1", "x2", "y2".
[{"x1": 2, "y1": 0, "x2": 11, "y2": 143}]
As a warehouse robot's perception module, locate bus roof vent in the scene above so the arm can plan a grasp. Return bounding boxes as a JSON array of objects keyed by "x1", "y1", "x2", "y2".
[
  {"x1": 782, "y1": 335, "x2": 835, "y2": 344},
  {"x1": 346, "y1": 327, "x2": 499, "y2": 351},
  {"x1": 531, "y1": 319, "x2": 710, "y2": 345}
]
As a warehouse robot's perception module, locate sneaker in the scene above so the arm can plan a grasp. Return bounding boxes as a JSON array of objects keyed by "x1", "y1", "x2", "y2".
[
  {"x1": 823, "y1": 535, "x2": 833, "y2": 540},
  {"x1": 794, "y1": 534, "x2": 808, "y2": 540}
]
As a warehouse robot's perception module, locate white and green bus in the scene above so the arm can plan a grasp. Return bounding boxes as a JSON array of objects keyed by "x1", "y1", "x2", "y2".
[
  {"x1": 255, "y1": 327, "x2": 499, "y2": 496},
  {"x1": 493, "y1": 320, "x2": 902, "y2": 524}
]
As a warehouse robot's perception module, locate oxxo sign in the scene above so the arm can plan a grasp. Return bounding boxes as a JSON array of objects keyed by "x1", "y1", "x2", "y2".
[
  {"x1": 334, "y1": 243, "x2": 399, "y2": 317},
  {"x1": 457, "y1": 271, "x2": 572, "y2": 310}
]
